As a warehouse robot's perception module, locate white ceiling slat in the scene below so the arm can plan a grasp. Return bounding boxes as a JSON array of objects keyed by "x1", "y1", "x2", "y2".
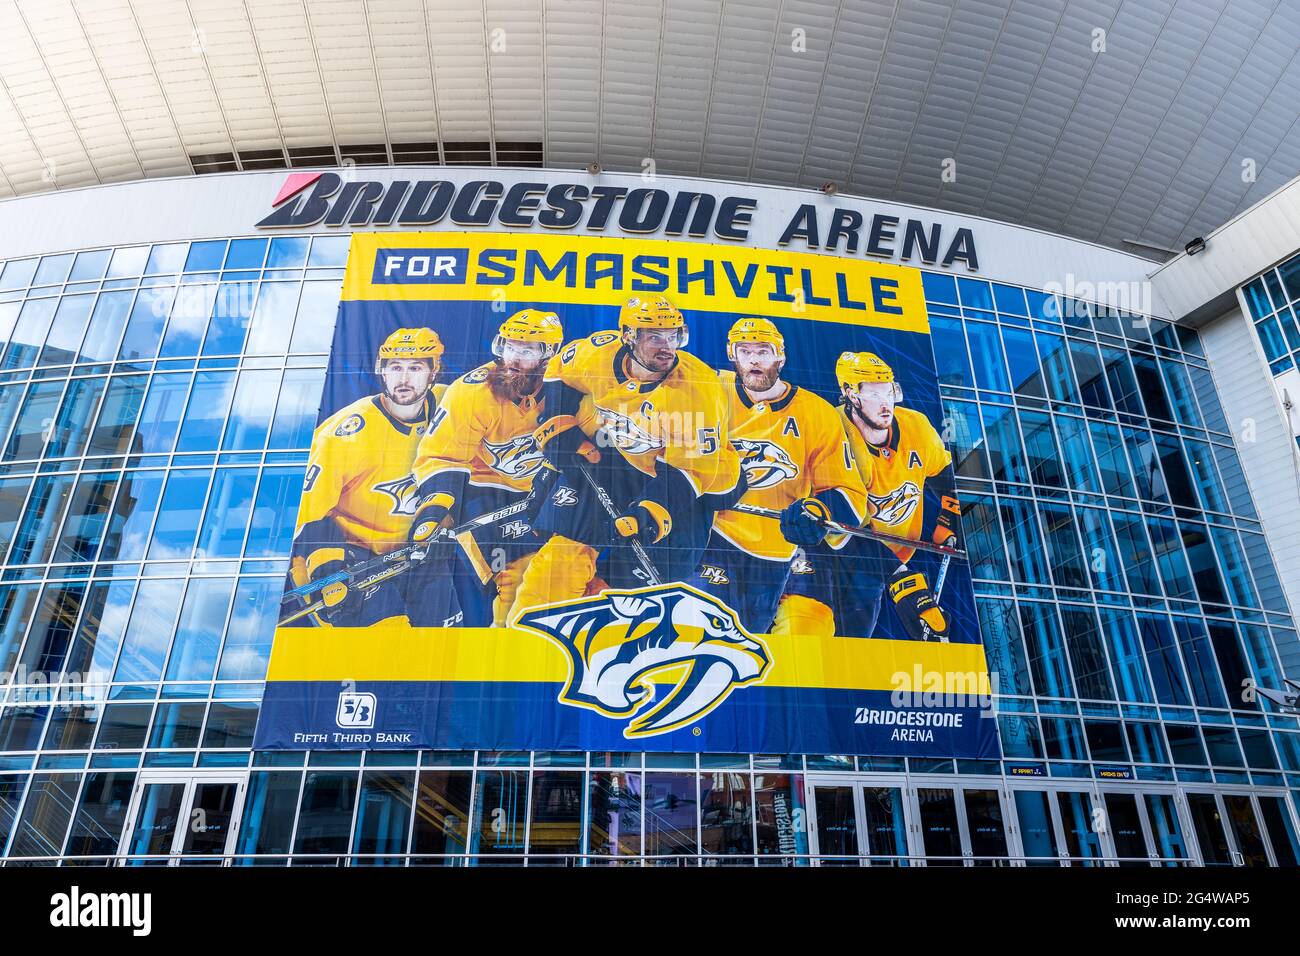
[{"x1": 0, "y1": 0, "x2": 1293, "y2": 256}]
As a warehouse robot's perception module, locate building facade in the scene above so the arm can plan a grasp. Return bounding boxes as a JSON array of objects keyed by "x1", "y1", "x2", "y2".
[{"x1": 1, "y1": 168, "x2": 1299, "y2": 866}]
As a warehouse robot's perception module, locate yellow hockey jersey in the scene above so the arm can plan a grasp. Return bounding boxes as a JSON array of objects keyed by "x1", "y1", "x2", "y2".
[
  {"x1": 296, "y1": 385, "x2": 446, "y2": 555},
  {"x1": 411, "y1": 363, "x2": 545, "y2": 496},
  {"x1": 545, "y1": 331, "x2": 740, "y2": 497},
  {"x1": 840, "y1": 403, "x2": 951, "y2": 560},
  {"x1": 713, "y1": 372, "x2": 867, "y2": 561}
]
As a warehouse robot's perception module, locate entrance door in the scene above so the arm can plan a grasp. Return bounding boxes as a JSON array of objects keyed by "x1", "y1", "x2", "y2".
[
  {"x1": 806, "y1": 777, "x2": 915, "y2": 865},
  {"x1": 1221, "y1": 794, "x2": 1271, "y2": 867},
  {"x1": 119, "y1": 774, "x2": 247, "y2": 866}
]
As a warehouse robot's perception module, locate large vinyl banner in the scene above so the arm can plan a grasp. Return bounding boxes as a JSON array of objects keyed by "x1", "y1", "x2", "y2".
[{"x1": 253, "y1": 232, "x2": 998, "y2": 757}]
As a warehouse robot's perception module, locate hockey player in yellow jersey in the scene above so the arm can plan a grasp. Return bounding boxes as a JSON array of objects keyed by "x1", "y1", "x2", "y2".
[
  {"x1": 405, "y1": 309, "x2": 564, "y2": 626},
  {"x1": 511, "y1": 295, "x2": 744, "y2": 617},
  {"x1": 776, "y1": 350, "x2": 962, "y2": 641},
  {"x1": 288, "y1": 327, "x2": 446, "y2": 627},
  {"x1": 690, "y1": 318, "x2": 867, "y2": 632}
]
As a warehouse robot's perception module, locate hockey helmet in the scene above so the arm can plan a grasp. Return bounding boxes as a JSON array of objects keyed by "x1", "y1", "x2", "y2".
[
  {"x1": 491, "y1": 308, "x2": 564, "y2": 361},
  {"x1": 726, "y1": 317, "x2": 785, "y2": 361},
  {"x1": 835, "y1": 351, "x2": 902, "y2": 401},
  {"x1": 618, "y1": 295, "x2": 687, "y2": 347},
  {"x1": 375, "y1": 327, "x2": 444, "y2": 374}
]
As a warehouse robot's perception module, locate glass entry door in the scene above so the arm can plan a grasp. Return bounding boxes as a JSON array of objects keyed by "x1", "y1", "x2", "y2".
[
  {"x1": 806, "y1": 778, "x2": 914, "y2": 865},
  {"x1": 119, "y1": 773, "x2": 247, "y2": 865}
]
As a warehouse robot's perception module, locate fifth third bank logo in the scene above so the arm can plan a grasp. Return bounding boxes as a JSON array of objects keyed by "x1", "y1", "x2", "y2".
[{"x1": 337, "y1": 692, "x2": 376, "y2": 729}]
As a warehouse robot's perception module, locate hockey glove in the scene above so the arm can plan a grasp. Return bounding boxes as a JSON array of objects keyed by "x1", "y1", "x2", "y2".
[
  {"x1": 523, "y1": 465, "x2": 560, "y2": 526},
  {"x1": 887, "y1": 567, "x2": 950, "y2": 642},
  {"x1": 615, "y1": 499, "x2": 672, "y2": 545},
  {"x1": 408, "y1": 493, "x2": 456, "y2": 562},
  {"x1": 305, "y1": 545, "x2": 363, "y2": 625},
  {"x1": 780, "y1": 497, "x2": 831, "y2": 547},
  {"x1": 932, "y1": 494, "x2": 962, "y2": 549}
]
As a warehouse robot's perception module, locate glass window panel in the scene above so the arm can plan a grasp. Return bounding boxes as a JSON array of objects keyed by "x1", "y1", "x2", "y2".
[
  {"x1": 1123, "y1": 427, "x2": 1168, "y2": 502},
  {"x1": 1053, "y1": 415, "x2": 1100, "y2": 493},
  {"x1": 45, "y1": 376, "x2": 105, "y2": 458},
  {"x1": 1060, "y1": 607, "x2": 1115, "y2": 700},
  {"x1": 1100, "y1": 346, "x2": 1144, "y2": 416},
  {"x1": 267, "y1": 369, "x2": 325, "y2": 449},
  {"x1": 643, "y1": 773, "x2": 698, "y2": 859},
  {"x1": 1238, "y1": 729, "x2": 1278, "y2": 770},
  {"x1": 1137, "y1": 614, "x2": 1191, "y2": 706},
  {"x1": 244, "y1": 282, "x2": 301, "y2": 355},
  {"x1": 1097, "y1": 608, "x2": 1154, "y2": 704},
  {"x1": 145, "y1": 243, "x2": 187, "y2": 276},
  {"x1": 18, "y1": 582, "x2": 87, "y2": 678},
  {"x1": 928, "y1": 315, "x2": 973, "y2": 388},
  {"x1": 202, "y1": 701, "x2": 258, "y2": 749},
  {"x1": 148, "y1": 702, "x2": 205, "y2": 749},
  {"x1": 159, "y1": 283, "x2": 219, "y2": 357},
  {"x1": 1067, "y1": 339, "x2": 1110, "y2": 409},
  {"x1": 224, "y1": 238, "x2": 268, "y2": 270},
  {"x1": 1186, "y1": 793, "x2": 1231, "y2": 865},
  {"x1": 267, "y1": 237, "x2": 309, "y2": 269},
  {"x1": 0, "y1": 381, "x2": 22, "y2": 451},
  {"x1": 1165, "y1": 725, "x2": 1207, "y2": 765},
  {"x1": 958, "y1": 278, "x2": 994, "y2": 310},
  {"x1": 1208, "y1": 527, "x2": 1257, "y2": 610},
  {"x1": 1182, "y1": 438, "x2": 1227, "y2": 513},
  {"x1": 8, "y1": 473, "x2": 76, "y2": 565},
  {"x1": 999, "y1": 498, "x2": 1050, "y2": 585},
  {"x1": 922, "y1": 271, "x2": 959, "y2": 304},
  {"x1": 111, "y1": 578, "x2": 184, "y2": 683},
  {"x1": 184, "y1": 241, "x2": 227, "y2": 273},
  {"x1": 976, "y1": 598, "x2": 1032, "y2": 696},
  {"x1": 174, "y1": 371, "x2": 236, "y2": 451},
  {"x1": 4, "y1": 380, "x2": 65, "y2": 461},
  {"x1": 1169, "y1": 617, "x2": 1225, "y2": 709},
  {"x1": 1145, "y1": 517, "x2": 1195, "y2": 600},
  {"x1": 135, "y1": 373, "x2": 192, "y2": 453},
  {"x1": 32, "y1": 254, "x2": 73, "y2": 287},
  {"x1": 351, "y1": 770, "x2": 415, "y2": 862},
  {"x1": 0, "y1": 301, "x2": 20, "y2": 359},
  {"x1": 196, "y1": 468, "x2": 256, "y2": 559},
  {"x1": 1257, "y1": 796, "x2": 1300, "y2": 867},
  {"x1": 222, "y1": 369, "x2": 280, "y2": 450},
  {"x1": 98, "y1": 469, "x2": 165, "y2": 561},
  {"x1": 1158, "y1": 359, "x2": 1201, "y2": 427},
  {"x1": 1187, "y1": 366, "x2": 1228, "y2": 433},
  {"x1": 2, "y1": 297, "x2": 58, "y2": 369},
  {"x1": 70, "y1": 249, "x2": 111, "y2": 281},
  {"x1": 116, "y1": 284, "x2": 177, "y2": 362},
  {"x1": 1154, "y1": 434, "x2": 1197, "y2": 508},
  {"x1": 1013, "y1": 790, "x2": 1060, "y2": 864},
  {"x1": 1204, "y1": 622, "x2": 1253, "y2": 712},
  {"x1": 292, "y1": 771, "x2": 357, "y2": 856},
  {"x1": 470, "y1": 769, "x2": 528, "y2": 860},
  {"x1": 63, "y1": 580, "x2": 135, "y2": 681},
  {"x1": 94, "y1": 703, "x2": 151, "y2": 750},
  {"x1": 752, "y1": 773, "x2": 805, "y2": 862},
  {"x1": 1019, "y1": 603, "x2": 1074, "y2": 699},
  {"x1": 1130, "y1": 352, "x2": 1172, "y2": 421},
  {"x1": 307, "y1": 236, "x2": 349, "y2": 268},
  {"x1": 1055, "y1": 791, "x2": 1104, "y2": 864},
  {"x1": 699, "y1": 771, "x2": 753, "y2": 859},
  {"x1": 245, "y1": 467, "x2": 304, "y2": 557},
  {"x1": 1040, "y1": 502, "x2": 1088, "y2": 588},
  {"x1": 236, "y1": 771, "x2": 302, "y2": 859},
  {"x1": 1243, "y1": 279, "x2": 1273, "y2": 320},
  {"x1": 1240, "y1": 535, "x2": 1286, "y2": 614},
  {"x1": 1109, "y1": 513, "x2": 1159, "y2": 595},
  {"x1": 288, "y1": 280, "x2": 342, "y2": 353},
  {"x1": 86, "y1": 375, "x2": 147, "y2": 456},
  {"x1": 164, "y1": 577, "x2": 235, "y2": 682},
  {"x1": 0, "y1": 476, "x2": 32, "y2": 563},
  {"x1": 0, "y1": 705, "x2": 49, "y2": 750},
  {"x1": 1202, "y1": 728, "x2": 1244, "y2": 768},
  {"x1": 1076, "y1": 506, "x2": 1123, "y2": 592},
  {"x1": 941, "y1": 398, "x2": 988, "y2": 479},
  {"x1": 37, "y1": 294, "x2": 96, "y2": 365},
  {"x1": 106, "y1": 246, "x2": 149, "y2": 279},
  {"x1": 201, "y1": 282, "x2": 257, "y2": 355},
  {"x1": 1087, "y1": 421, "x2": 1136, "y2": 498},
  {"x1": 1033, "y1": 332, "x2": 1078, "y2": 404},
  {"x1": 960, "y1": 494, "x2": 1009, "y2": 580},
  {"x1": 964, "y1": 321, "x2": 1011, "y2": 392},
  {"x1": 998, "y1": 714, "x2": 1043, "y2": 758},
  {"x1": 981, "y1": 404, "x2": 1028, "y2": 483},
  {"x1": 1210, "y1": 445, "x2": 1256, "y2": 519},
  {"x1": 215, "y1": 577, "x2": 281, "y2": 682},
  {"x1": 527, "y1": 771, "x2": 585, "y2": 859},
  {"x1": 0, "y1": 583, "x2": 40, "y2": 677},
  {"x1": 1018, "y1": 410, "x2": 1064, "y2": 487},
  {"x1": 7, "y1": 773, "x2": 80, "y2": 858},
  {"x1": 915, "y1": 787, "x2": 963, "y2": 864},
  {"x1": 1000, "y1": 326, "x2": 1043, "y2": 397},
  {"x1": 64, "y1": 771, "x2": 135, "y2": 858},
  {"x1": 1178, "y1": 522, "x2": 1227, "y2": 606},
  {"x1": 410, "y1": 770, "x2": 473, "y2": 861},
  {"x1": 146, "y1": 468, "x2": 211, "y2": 559}
]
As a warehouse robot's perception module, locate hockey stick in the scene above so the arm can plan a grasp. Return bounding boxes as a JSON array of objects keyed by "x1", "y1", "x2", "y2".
[
  {"x1": 573, "y1": 461, "x2": 662, "y2": 586},
  {"x1": 278, "y1": 559, "x2": 414, "y2": 627},
  {"x1": 281, "y1": 495, "x2": 536, "y2": 604},
  {"x1": 728, "y1": 502, "x2": 967, "y2": 559}
]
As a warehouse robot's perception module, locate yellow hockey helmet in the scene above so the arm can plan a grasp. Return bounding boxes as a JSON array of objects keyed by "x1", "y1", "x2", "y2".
[
  {"x1": 618, "y1": 295, "x2": 687, "y2": 347},
  {"x1": 491, "y1": 308, "x2": 564, "y2": 360},
  {"x1": 726, "y1": 317, "x2": 785, "y2": 361},
  {"x1": 375, "y1": 327, "x2": 444, "y2": 374},
  {"x1": 835, "y1": 351, "x2": 902, "y2": 400}
]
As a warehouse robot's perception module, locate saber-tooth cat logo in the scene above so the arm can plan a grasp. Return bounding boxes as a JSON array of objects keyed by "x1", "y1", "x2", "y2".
[{"x1": 514, "y1": 585, "x2": 770, "y2": 738}]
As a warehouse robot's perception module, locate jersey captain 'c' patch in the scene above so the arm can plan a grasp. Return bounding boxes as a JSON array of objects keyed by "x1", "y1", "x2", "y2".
[
  {"x1": 868, "y1": 480, "x2": 921, "y2": 527},
  {"x1": 732, "y1": 438, "x2": 799, "y2": 489},
  {"x1": 334, "y1": 414, "x2": 365, "y2": 437}
]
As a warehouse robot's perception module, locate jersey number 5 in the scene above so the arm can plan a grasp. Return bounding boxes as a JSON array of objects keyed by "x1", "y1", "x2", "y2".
[{"x1": 696, "y1": 426, "x2": 718, "y2": 455}]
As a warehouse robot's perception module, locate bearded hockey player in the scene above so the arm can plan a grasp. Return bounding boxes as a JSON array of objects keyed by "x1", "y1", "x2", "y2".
[
  {"x1": 509, "y1": 295, "x2": 743, "y2": 618},
  {"x1": 406, "y1": 309, "x2": 564, "y2": 626},
  {"x1": 778, "y1": 351, "x2": 962, "y2": 641},
  {"x1": 692, "y1": 318, "x2": 867, "y2": 632},
  {"x1": 289, "y1": 328, "x2": 445, "y2": 626}
]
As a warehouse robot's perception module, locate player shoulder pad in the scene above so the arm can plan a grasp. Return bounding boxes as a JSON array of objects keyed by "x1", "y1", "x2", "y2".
[
  {"x1": 320, "y1": 396, "x2": 376, "y2": 440},
  {"x1": 459, "y1": 363, "x2": 493, "y2": 386},
  {"x1": 588, "y1": 331, "x2": 620, "y2": 348}
]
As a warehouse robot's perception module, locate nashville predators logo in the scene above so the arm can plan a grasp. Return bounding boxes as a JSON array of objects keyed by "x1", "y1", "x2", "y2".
[
  {"x1": 483, "y1": 434, "x2": 544, "y2": 478},
  {"x1": 374, "y1": 476, "x2": 422, "y2": 515},
  {"x1": 732, "y1": 438, "x2": 799, "y2": 489},
  {"x1": 514, "y1": 584, "x2": 771, "y2": 738},
  {"x1": 868, "y1": 480, "x2": 921, "y2": 527},
  {"x1": 595, "y1": 405, "x2": 663, "y2": 454}
]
